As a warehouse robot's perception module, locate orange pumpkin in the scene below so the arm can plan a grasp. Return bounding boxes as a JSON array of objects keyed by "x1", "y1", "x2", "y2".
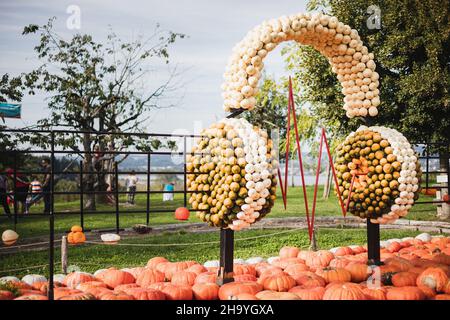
[
  {"x1": 171, "y1": 271, "x2": 197, "y2": 286},
  {"x1": 279, "y1": 246, "x2": 300, "y2": 259},
  {"x1": 194, "y1": 272, "x2": 217, "y2": 284},
  {"x1": 76, "y1": 281, "x2": 108, "y2": 292},
  {"x1": 233, "y1": 264, "x2": 256, "y2": 276},
  {"x1": 323, "y1": 282, "x2": 367, "y2": 300},
  {"x1": 100, "y1": 292, "x2": 135, "y2": 300},
  {"x1": 257, "y1": 274, "x2": 296, "y2": 292},
  {"x1": 64, "y1": 272, "x2": 97, "y2": 289},
  {"x1": 344, "y1": 263, "x2": 371, "y2": 283},
  {"x1": 123, "y1": 288, "x2": 166, "y2": 300},
  {"x1": 255, "y1": 290, "x2": 300, "y2": 300},
  {"x1": 174, "y1": 207, "x2": 190, "y2": 220},
  {"x1": 146, "y1": 257, "x2": 169, "y2": 269},
  {"x1": 164, "y1": 261, "x2": 196, "y2": 280},
  {"x1": 113, "y1": 283, "x2": 140, "y2": 293},
  {"x1": 386, "y1": 286, "x2": 425, "y2": 300},
  {"x1": 434, "y1": 294, "x2": 450, "y2": 300},
  {"x1": 383, "y1": 257, "x2": 414, "y2": 272},
  {"x1": 283, "y1": 263, "x2": 310, "y2": 277},
  {"x1": 305, "y1": 250, "x2": 334, "y2": 269},
  {"x1": 334, "y1": 247, "x2": 354, "y2": 256},
  {"x1": 234, "y1": 274, "x2": 257, "y2": 282},
  {"x1": 387, "y1": 241, "x2": 402, "y2": 253},
  {"x1": 58, "y1": 293, "x2": 96, "y2": 300},
  {"x1": 147, "y1": 282, "x2": 170, "y2": 291},
  {"x1": 192, "y1": 283, "x2": 219, "y2": 300},
  {"x1": 84, "y1": 287, "x2": 113, "y2": 299},
  {"x1": 136, "y1": 269, "x2": 165, "y2": 287},
  {"x1": 230, "y1": 293, "x2": 258, "y2": 300},
  {"x1": 291, "y1": 271, "x2": 326, "y2": 288},
  {"x1": 96, "y1": 269, "x2": 135, "y2": 289},
  {"x1": 289, "y1": 286, "x2": 325, "y2": 300},
  {"x1": 416, "y1": 267, "x2": 449, "y2": 292},
  {"x1": 391, "y1": 272, "x2": 418, "y2": 287},
  {"x1": 362, "y1": 287, "x2": 387, "y2": 300},
  {"x1": 161, "y1": 284, "x2": 193, "y2": 300},
  {"x1": 54, "y1": 287, "x2": 83, "y2": 300},
  {"x1": 68, "y1": 225, "x2": 86, "y2": 245},
  {"x1": 271, "y1": 257, "x2": 305, "y2": 269},
  {"x1": 329, "y1": 258, "x2": 352, "y2": 269},
  {"x1": 316, "y1": 267, "x2": 352, "y2": 284},
  {"x1": 218, "y1": 282, "x2": 262, "y2": 300},
  {"x1": 186, "y1": 264, "x2": 207, "y2": 275}
]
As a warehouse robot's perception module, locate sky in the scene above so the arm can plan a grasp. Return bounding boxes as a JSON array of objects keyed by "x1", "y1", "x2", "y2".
[{"x1": 0, "y1": 0, "x2": 309, "y2": 135}]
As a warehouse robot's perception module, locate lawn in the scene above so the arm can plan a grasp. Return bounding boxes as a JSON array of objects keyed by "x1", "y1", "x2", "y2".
[
  {"x1": 0, "y1": 186, "x2": 439, "y2": 239},
  {"x1": 0, "y1": 227, "x2": 428, "y2": 278}
]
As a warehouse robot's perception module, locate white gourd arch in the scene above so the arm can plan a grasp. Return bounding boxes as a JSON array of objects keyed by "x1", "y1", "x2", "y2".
[{"x1": 221, "y1": 12, "x2": 380, "y2": 118}]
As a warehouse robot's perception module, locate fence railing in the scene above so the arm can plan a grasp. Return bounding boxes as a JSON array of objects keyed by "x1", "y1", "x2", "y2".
[{"x1": 0, "y1": 128, "x2": 208, "y2": 234}]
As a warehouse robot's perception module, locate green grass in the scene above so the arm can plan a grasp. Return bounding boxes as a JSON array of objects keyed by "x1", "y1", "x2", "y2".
[
  {"x1": 0, "y1": 227, "x2": 428, "y2": 278},
  {"x1": 0, "y1": 186, "x2": 439, "y2": 239}
]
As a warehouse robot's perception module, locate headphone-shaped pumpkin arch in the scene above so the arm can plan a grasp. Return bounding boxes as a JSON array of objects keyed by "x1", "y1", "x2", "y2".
[{"x1": 221, "y1": 12, "x2": 380, "y2": 118}]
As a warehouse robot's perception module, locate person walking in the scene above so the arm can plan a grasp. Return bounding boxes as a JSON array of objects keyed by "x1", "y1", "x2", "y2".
[
  {"x1": 0, "y1": 166, "x2": 11, "y2": 217},
  {"x1": 125, "y1": 170, "x2": 138, "y2": 205},
  {"x1": 6, "y1": 167, "x2": 30, "y2": 215},
  {"x1": 40, "y1": 159, "x2": 52, "y2": 214},
  {"x1": 163, "y1": 182, "x2": 175, "y2": 202},
  {"x1": 25, "y1": 176, "x2": 43, "y2": 214}
]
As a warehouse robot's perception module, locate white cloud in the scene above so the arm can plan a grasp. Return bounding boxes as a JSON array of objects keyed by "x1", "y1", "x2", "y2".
[{"x1": 1, "y1": 0, "x2": 308, "y2": 132}]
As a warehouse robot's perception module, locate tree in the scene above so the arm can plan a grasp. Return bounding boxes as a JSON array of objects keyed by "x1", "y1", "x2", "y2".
[
  {"x1": 283, "y1": 0, "x2": 450, "y2": 147},
  {"x1": 22, "y1": 18, "x2": 186, "y2": 209},
  {"x1": 0, "y1": 73, "x2": 25, "y2": 166}
]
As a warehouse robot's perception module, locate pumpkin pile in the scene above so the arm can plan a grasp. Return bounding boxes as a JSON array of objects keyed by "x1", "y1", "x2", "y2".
[
  {"x1": 334, "y1": 126, "x2": 421, "y2": 224},
  {"x1": 1, "y1": 233, "x2": 450, "y2": 300},
  {"x1": 67, "y1": 226, "x2": 86, "y2": 245},
  {"x1": 222, "y1": 12, "x2": 380, "y2": 118},
  {"x1": 187, "y1": 118, "x2": 278, "y2": 230}
]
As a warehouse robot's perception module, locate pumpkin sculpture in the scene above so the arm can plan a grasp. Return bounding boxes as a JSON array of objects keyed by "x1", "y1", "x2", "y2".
[
  {"x1": 334, "y1": 127, "x2": 421, "y2": 223},
  {"x1": 67, "y1": 225, "x2": 86, "y2": 244},
  {"x1": 187, "y1": 118, "x2": 278, "y2": 230}
]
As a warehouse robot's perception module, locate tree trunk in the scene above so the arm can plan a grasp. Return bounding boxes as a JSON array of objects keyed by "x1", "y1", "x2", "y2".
[
  {"x1": 82, "y1": 132, "x2": 96, "y2": 211},
  {"x1": 438, "y1": 152, "x2": 449, "y2": 220},
  {"x1": 323, "y1": 160, "x2": 332, "y2": 199},
  {"x1": 291, "y1": 156, "x2": 295, "y2": 187}
]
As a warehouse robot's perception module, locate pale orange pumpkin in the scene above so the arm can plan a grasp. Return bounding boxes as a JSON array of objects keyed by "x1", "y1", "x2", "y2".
[
  {"x1": 64, "y1": 272, "x2": 97, "y2": 289},
  {"x1": 218, "y1": 281, "x2": 262, "y2": 300},
  {"x1": 416, "y1": 267, "x2": 449, "y2": 293},
  {"x1": 283, "y1": 263, "x2": 309, "y2": 277},
  {"x1": 362, "y1": 287, "x2": 387, "y2": 300},
  {"x1": 123, "y1": 288, "x2": 166, "y2": 300},
  {"x1": 305, "y1": 250, "x2": 334, "y2": 269},
  {"x1": 323, "y1": 282, "x2": 367, "y2": 300},
  {"x1": 386, "y1": 286, "x2": 425, "y2": 300},
  {"x1": 171, "y1": 271, "x2": 197, "y2": 286},
  {"x1": 291, "y1": 271, "x2": 326, "y2": 288},
  {"x1": 96, "y1": 269, "x2": 135, "y2": 289},
  {"x1": 255, "y1": 290, "x2": 300, "y2": 300},
  {"x1": 161, "y1": 284, "x2": 193, "y2": 300},
  {"x1": 147, "y1": 257, "x2": 169, "y2": 269},
  {"x1": 279, "y1": 246, "x2": 300, "y2": 259},
  {"x1": 289, "y1": 286, "x2": 325, "y2": 300},
  {"x1": 194, "y1": 272, "x2": 217, "y2": 284},
  {"x1": 136, "y1": 269, "x2": 165, "y2": 287},
  {"x1": 192, "y1": 283, "x2": 219, "y2": 300}
]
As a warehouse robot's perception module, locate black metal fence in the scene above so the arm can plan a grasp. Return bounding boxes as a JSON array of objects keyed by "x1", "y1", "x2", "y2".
[{"x1": 0, "y1": 128, "x2": 206, "y2": 234}]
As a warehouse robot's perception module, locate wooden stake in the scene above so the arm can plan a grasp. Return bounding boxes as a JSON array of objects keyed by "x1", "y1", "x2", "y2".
[{"x1": 61, "y1": 236, "x2": 68, "y2": 274}]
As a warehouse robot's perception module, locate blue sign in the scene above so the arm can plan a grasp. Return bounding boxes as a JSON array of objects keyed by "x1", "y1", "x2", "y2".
[{"x1": 0, "y1": 103, "x2": 21, "y2": 118}]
